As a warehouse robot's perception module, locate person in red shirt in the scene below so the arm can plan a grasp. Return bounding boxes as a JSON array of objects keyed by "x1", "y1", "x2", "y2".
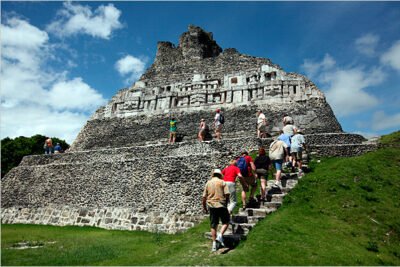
[{"x1": 222, "y1": 159, "x2": 247, "y2": 214}]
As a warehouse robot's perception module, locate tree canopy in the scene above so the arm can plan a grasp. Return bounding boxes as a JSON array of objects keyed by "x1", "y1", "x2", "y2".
[{"x1": 1, "y1": 135, "x2": 70, "y2": 178}]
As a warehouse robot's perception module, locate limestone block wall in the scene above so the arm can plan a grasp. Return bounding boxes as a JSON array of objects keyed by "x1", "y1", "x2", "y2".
[{"x1": 1, "y1": 206, "x2": 204, "y2": 234}]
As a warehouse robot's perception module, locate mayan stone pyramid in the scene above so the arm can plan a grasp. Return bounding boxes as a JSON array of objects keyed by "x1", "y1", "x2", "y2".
[{"x1": 1, "y1": 25, "x2": 375, "y2": 233}]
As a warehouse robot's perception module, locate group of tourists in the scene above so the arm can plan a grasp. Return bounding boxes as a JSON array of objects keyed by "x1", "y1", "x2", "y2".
[
  {"x1": 168, "y1": 108, "x2": 225, "y2": 144},
  {"x1": 43, "y1": 137, "x2": 63, "y2": 155},
  {"x1": 168, "y1": 109, "x2": 299, "y2": 144},
  {"x1": 202, "y1": 112, "x2": 307, "y2": 252}
]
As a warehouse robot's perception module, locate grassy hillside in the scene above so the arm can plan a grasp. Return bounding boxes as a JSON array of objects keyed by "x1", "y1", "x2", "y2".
[{"x1": 2, "y1": 131, "x2": 400, "y2": 266}]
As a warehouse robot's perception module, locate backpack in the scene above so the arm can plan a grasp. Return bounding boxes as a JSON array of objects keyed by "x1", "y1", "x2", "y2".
[
  {"x1": 219, "y1": 113, "x2": 225, "y2": 124},
  {"x1": 236, "y1": 156, "x2": 248, "y2": 176},
  {"x1": 269, "y1": 140, "x2": 284, "y2": 160}
]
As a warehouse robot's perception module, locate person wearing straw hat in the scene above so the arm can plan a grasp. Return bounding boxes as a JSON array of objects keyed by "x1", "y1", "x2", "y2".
[{"x1": 202, "y1": 169, "x2": 230, "y2": 252}]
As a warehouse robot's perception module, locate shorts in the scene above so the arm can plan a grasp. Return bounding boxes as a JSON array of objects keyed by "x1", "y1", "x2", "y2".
[
  {"x1": 272, "y1": 160, "x2": 283, "y2": 171},
  {"x1": 291, "y1": 151, "x2": 303, "y2": 161},
  {"x1": 209, "y1": 207, "x2": 230, "y2": 229},
  {"x1": 170, "y1": 131, "x2": 176, "y2": 136},
  {"x1": 256, "y1": 168, "x2": 268, "y2": 179},
  {"x1": 241, "y1": 176, "x2": 257, "y2": 192}
]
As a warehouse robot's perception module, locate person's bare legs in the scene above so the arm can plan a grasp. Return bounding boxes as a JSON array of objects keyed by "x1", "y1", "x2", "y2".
[
  {"x1": 211, "y1": 227, "x2": 217, "y2": 241},
  {"x1": 260, "y1": 178, "x2": 267, "y2": 200},
  {"x1": 275, "y1": 170, "x2": 281, "y2": 183},
  {"x1": 216, "y1": 129, "x2": 222, "y2": 140},
  {"x1": 220, "y1": 223, "x2": 229, "y2": 235},
  {"x1": 241, "y1": 190, "x2": 246, "y2": 208},
  {"x1": 249, "y1": 180, "x2": 257, "y2": 200}
]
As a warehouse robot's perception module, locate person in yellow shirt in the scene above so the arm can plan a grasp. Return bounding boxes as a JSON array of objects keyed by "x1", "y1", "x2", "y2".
[{"x1": 202, "y1": 169, "x2": 230, "y2": 252}]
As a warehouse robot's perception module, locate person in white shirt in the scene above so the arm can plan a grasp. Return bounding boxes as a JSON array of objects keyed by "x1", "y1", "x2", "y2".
[
  {"x1": 214, "y1": 109, "x2": 223, "y2": 141},
  {"x1": 256, "y1": 110, "x2": 267, "y2": 138}
]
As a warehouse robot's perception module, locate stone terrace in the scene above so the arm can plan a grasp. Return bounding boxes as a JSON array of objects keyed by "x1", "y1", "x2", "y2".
[{"x1": 2, "y1": 134, "x2": 377, "y2": 233}]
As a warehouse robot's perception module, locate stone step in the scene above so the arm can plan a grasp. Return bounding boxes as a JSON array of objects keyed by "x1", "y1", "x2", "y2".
[
  {"x1": 281, "y1": 172, "x2": 300, "y2": 180},
  {"x1": 225, "y1": 223, "x2": 255, "y2": 235},
  {"x1": 267, "y1": 180, "x2": 298, "y2": 189},
  {"x1": 263, "y1": 193, "x2": 285, "y2": 203},
  {"x1": 232, "y1": 214, "x2": 266, "y2": 224},
  {"x1": 204, "y1": 232, "x2": 245, "y2": 248},
  {"x1": 239, "y1": 205, "x2": 280, "y2": 217}
]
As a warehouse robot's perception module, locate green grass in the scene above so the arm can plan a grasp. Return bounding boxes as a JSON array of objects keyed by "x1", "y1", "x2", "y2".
[{"x1": 2, "y1": 131, "x2": 400, "y2": 266}]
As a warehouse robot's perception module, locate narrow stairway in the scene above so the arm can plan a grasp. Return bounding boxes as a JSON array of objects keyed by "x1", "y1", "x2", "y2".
[{"x1": 204, "y1": 169, "x2": 304, "y2": 250}]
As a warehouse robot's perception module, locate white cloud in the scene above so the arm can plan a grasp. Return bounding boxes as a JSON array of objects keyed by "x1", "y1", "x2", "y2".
[
  {"x1": 323, "y1": 68, "x2": 383, "y2": 117},
  {"x1": 1, "y1": 17, "x2": 49, "y2": 49},
  {"x1": 355, "y1": 33, "x2": 379, "y2": 57},
  {"x1": 1, "y1": 17, "x2": 106, "y2": 144},
  {"x1": 115, "y1": 55, "x2": 147, "y2": 84},
  {"x1": 301, "y1": 54, "x2": 335, "y2": 79},
  {"x1": 46, "y1": 2, "x2": 122, "y2": 39},
  {"x1": 1, "y1": 105, "x2": 88, "y2": 144},
  {"x1": 48, "y1": 78, "x2": 105, "y2": 111},
  {"x1": 302, "y1": 55, "x2": 385, "y2": 117},
  {"x1": 371, "y1": 111, "x2": 400, "y2": 131},
  {"x1": 381, "y1": 40, "x2": 400, "y2": 71}
]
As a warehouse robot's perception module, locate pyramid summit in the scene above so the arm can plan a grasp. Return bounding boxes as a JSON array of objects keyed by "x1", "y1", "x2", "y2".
[{"x1": 72, "y1": 25, "x2": 341, "y2": 151}]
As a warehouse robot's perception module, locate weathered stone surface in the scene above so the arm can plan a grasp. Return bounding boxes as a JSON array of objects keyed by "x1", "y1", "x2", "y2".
[
  {"x1": 1, "y1": 25, "x2": 377, "y2": 234},
  {"x1": 71, "y1": 25, "x2": 341, "y2": 151}
]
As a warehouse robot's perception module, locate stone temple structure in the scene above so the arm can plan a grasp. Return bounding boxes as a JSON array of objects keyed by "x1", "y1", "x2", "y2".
[{"x1": 1, "y1": 25, "x2": 376, "y2": 233}]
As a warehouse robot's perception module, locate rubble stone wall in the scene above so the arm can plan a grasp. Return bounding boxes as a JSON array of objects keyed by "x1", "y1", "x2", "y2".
[
  {"x1": 1, "y1": 153, "x2": 226, "y2": 233},
  {"x1": 72, "y1": 103, "x2": 342, "y2": 151},
  {"x1": 2, "y1": 134, "x2": 375, "y2": 232}
]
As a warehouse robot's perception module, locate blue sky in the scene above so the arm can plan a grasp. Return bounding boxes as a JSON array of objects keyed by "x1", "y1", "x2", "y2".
[{"x1": 1, "y1": 1, "x2": 400, "y2": 143}]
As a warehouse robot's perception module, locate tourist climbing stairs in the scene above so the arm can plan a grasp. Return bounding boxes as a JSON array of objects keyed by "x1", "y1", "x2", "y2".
[{"x1": 204, "y1": 168, "x2": 305, "y2": 250}]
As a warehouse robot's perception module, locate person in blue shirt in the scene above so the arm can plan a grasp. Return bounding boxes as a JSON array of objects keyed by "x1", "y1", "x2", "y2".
[
  {"x1": 54, "y1": 143, "x2": 63, "y2": 154},
  {"x1": 278, "y1": 130, "x2": 291, "y2": 168}
]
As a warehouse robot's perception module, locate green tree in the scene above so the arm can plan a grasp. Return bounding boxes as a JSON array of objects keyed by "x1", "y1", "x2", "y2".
[{"x1": 1, "y1": 135, "x2": 70, "y2": 178}]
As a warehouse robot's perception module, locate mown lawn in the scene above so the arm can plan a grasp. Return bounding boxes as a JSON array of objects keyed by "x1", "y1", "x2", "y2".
[{"x1": 2, "y1": 131, "x2": 400, "y2": 266}]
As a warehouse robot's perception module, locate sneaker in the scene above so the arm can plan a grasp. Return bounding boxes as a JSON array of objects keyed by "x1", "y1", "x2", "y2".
[
  {"x1": 216, "y1": 233, "x2": 225, "y2": 247},
  {"x1": 211, "y1": 241, "x2": 217, "y2": 252},
  {"x1": 273, "y1": 181, "x2": 281, "y2": 188},
  {"x1": 298, "y1": 170, "x2": 304, "y2": 177}
]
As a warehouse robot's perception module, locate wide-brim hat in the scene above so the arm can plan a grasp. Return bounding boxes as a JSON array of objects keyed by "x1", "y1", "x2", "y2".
[{"x1": 212, "y1": 169, "x2": 223, "y2": 177}]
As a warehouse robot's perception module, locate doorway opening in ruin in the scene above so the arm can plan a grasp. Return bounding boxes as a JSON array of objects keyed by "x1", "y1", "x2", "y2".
[{"x1": 213, "y1": 93, "x2": 221, "y2": 103}]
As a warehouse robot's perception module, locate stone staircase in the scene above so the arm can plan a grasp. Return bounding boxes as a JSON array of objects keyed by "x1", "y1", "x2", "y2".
[{"x1": 204, "y1": 170, "x2": 302, "y2": 250}]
